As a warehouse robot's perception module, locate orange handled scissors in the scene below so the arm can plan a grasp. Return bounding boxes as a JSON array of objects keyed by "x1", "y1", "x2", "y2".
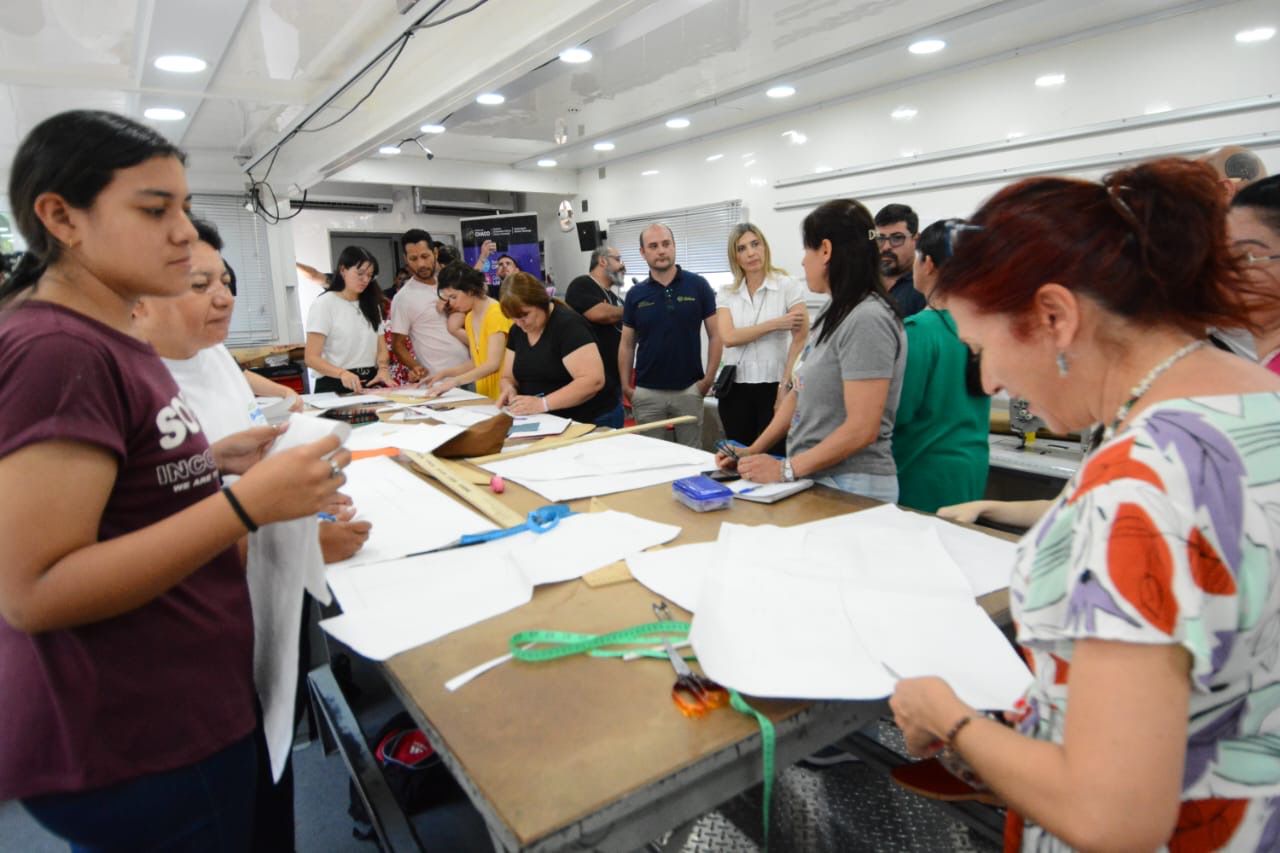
[{"x1": 653, "y1": 602, "x2": 727, "y2": 718}]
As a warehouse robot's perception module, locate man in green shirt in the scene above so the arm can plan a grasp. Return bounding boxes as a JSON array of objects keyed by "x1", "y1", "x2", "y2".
[{"x1": 892, "y1": 219, "x2": 991, "y2": 512}]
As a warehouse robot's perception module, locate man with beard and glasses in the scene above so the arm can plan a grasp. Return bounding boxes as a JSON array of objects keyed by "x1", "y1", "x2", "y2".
[
  {"x1": 565, "y1": 245, "x2": 627, "y2": 427},
  {"x1": 389, "y1": 228, "x2": 468, "y2": 382},
  {"x1": 875, "y1": 203, "x2": 927, "y2": 317}
]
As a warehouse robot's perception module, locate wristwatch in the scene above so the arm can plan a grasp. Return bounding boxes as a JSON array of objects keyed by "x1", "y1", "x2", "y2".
[{"x1": 781, "y1": 457, "x2": 795, "y2": 482}]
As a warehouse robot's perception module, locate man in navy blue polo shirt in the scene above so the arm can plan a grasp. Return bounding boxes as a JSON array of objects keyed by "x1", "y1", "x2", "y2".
[{"x1": 618, "y1": 223, "x2": 723, "y2": 447}]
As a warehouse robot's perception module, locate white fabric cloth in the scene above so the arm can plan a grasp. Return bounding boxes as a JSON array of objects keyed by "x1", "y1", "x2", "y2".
[
  {"x1": 307, "y1": 291, "x2": 379, "y2": 369},
  {"x1": 163, "y1": 351, "x2": 327, "y2": 782},
  {"x1": 715, "y1": 273, "x2": 807, "y2": 383},
  {"x1": 389, "y1": 278, "x2": 468, "y2": 372}
]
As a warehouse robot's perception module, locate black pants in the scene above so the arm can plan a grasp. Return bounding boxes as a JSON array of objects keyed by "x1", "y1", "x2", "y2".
[
  {"x1": 717, "y1": 381, "x2": 786, "y2": 456},
  {"x1": 314, "y1": 366, "x2": 378, "y2": 394}
]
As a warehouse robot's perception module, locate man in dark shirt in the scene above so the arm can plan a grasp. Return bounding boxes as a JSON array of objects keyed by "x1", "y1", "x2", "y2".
[
  {"x1": 565, "y1": 246, "x2": 626, "y2": 427},
  {"x1": 618, "y1": 223, "x2": 722, "y2": 447},
  {"x1": 875, "y1": 203, "x2": 927, "y2": 317}
]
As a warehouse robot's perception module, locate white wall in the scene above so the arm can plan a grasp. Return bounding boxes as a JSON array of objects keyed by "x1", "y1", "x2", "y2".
[
  {"x1": 576, "y1": 0, "x2": 1280, "y2": 275},
  {"x1": 522, "y1": 192, "x2": 592, "y2": 292}
]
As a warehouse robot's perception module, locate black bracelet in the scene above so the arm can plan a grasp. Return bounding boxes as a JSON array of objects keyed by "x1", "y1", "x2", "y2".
[{"x1": 222, "y1": 486, "x2": 259, "y2": 532}]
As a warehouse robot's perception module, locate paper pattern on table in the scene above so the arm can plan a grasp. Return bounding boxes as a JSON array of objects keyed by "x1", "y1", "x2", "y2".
[
  {"x1": 321, "y1": 510, "x2": 682, "y2": 660},
  {"x1": 343, "y1": 422, "x2": 466, "y2": 453},
  {"x1": 325, "y1": 456, "x2": 496, "y2": 570},
  {"x1": 626, "y1": 542, "x2": 717, "y2": 613},
  {"x1": 395, "y1": 386, "x2": 487, "y2": 403},
  {"x1": 300, "y1": 392, "x2": 389, "y2": 410},
  {"x1": 727, "y1": 478, "x2": 814, "y2": 503},
  {"x1": 688, "y1": 519, "x2": 1031, "y2": 707}
]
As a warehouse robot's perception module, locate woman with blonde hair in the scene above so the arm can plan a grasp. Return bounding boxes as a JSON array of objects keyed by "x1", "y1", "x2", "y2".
[
  {"x1": 714, "y1": 223, "x2": 809, "y2": 449},
  {"x1": 497, "y1": 272, "x2": 611, "y2": 422}
]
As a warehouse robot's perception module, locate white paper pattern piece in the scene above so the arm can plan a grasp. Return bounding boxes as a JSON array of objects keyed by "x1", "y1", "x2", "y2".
[
  {"x1": 626, "y1": 542, "x2": 717, "y2": 613},
  {"x1": 688, "y1": 519, "x2": 1031, "y2": 708},
  {"x1": 321, "y1": 511, "x2": 681, "y2": 660},
  {"x1": 326, "y1": 456, "x2": 496, "y2": 570},
  {"x1": 480, "y1": 433, "x2": 716, "y2": 501},
  {"x1": 300, "y1": 392, "x2": 388, "y2": 410},
  {"x1": 343, "y1": 422, "x2": 466, "y2": 453}
]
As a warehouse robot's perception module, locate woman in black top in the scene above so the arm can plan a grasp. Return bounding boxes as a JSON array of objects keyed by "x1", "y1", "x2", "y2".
[{"x1": 498, "y1": 272, "x2": 611, "y2": 423}]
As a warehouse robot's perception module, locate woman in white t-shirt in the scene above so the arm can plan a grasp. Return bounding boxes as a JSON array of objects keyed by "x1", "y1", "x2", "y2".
[
  {"x1": 715, "y1": 223, "x2": 809, "y2": 450},
  {"x1": 305, "y1": 246, "x2": 392, "y2": 393}
]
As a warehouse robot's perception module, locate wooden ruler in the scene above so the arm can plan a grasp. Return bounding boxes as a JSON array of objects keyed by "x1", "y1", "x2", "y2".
[
  {"x1": 468, "y1": 415, "x2": 697, "y2": 465},
  {"x1": 402, "y1": 450, "x2": 525, "y2": 528}
]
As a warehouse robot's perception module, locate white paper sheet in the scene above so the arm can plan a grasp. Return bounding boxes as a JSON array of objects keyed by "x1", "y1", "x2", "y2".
[
  {"x1": 513, "y1": 511, "x2": 680, "y2": 585},
  {"x1": 426, "y1": 406, "x2": 571, "y2": 438},
  {"x1": 326, "y1": 456, "x2": 496, "y2": 569},
  {"x1": 626, "y1": 542, "x2": 717, "y2": 613},
  {"x1": 399, "y1": 386, "x2": 487, "y2": 404},
  {"x1": 427, "y1": 407, "x2": 500, "y2": 427},
  {"x1": 343, "y1": 422, "x2": 466, "y2": 453},
  {"x1": 300, "y1": 392, "x2": 388, "y2": 410},
  {"x1": 728, "y1": 478, "x2": 814, "y2": 503}
]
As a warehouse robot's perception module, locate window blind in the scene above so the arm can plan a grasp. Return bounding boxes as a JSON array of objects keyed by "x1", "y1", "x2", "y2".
[
  {"x1": 607, "y1": 200, "x2": 743, "y2": 287},
  {"x1": 191, "y1": 194, "x2": 278, "y2": 346}
]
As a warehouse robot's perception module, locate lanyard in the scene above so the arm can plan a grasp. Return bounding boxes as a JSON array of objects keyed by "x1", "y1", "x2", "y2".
[{"x1": 509, "y1": 621, "x2": 777, "y2": 846}]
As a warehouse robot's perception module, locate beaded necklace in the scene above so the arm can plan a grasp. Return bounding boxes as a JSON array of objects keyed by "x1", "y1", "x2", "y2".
[{"x1": 1101, "y1": 339, "x2": 1207, "y2": 441}]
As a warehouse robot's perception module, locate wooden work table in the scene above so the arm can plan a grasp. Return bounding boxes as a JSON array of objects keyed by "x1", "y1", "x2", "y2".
[{"x1": 376, "y1": 465, "x2": 1014, "y2": 851}]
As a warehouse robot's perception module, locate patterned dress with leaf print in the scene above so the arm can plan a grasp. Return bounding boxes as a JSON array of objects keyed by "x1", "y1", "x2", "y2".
[{"x1": 1007, "y1": 393, "x2": 1280, "y2": 851}]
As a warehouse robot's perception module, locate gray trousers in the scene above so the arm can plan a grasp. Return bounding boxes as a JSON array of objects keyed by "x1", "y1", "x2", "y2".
[{"x1": 631, "y1": 384, "x2": 705, "y2": 448}]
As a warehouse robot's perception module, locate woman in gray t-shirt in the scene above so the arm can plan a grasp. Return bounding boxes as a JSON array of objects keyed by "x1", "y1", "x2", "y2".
[{"x1": 715, "y1": 199, "x2": 905, "y2": 501}]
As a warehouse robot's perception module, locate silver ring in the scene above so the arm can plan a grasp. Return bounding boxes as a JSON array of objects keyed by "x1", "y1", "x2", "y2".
[{"x1": 329, "y1": 458, "x2": 342, "y2": 479}]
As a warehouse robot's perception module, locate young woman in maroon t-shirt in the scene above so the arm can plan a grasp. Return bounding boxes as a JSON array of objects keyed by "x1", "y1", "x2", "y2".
[{"x1": 0, "y1": 110, "x2": 350, "y2": 849}]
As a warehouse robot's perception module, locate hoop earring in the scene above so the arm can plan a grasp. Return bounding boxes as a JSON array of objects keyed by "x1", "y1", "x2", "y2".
[{"x1": 1056, "y1": 351, "x2": 1069, "y2": 377}]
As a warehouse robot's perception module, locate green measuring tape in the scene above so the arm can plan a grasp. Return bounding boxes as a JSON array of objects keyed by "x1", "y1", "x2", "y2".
[{"x1": 509, "y1": 621, "x2": 777, "y2": 846}]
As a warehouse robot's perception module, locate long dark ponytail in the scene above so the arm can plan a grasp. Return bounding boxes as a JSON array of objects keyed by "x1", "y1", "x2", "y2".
[
  {"x1": 3, "y1": 110, "x2": 185, "y2": 304},
  {"x1": 327, "y1": 246, "x2": 384, "y2": 331},
  {"x1": 804, "y1": 199, "x2": 894, "y2": 345}
]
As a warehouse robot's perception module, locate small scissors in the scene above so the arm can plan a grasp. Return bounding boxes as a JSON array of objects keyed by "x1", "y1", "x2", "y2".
[{"x1": 652, "y1": 602, "x2": 727, "y2": 719}]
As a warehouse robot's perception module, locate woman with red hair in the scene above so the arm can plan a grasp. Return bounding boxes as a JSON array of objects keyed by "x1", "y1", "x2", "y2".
[{"x1": 890, "y1": 158, "x2": 1280, "y2": 851}]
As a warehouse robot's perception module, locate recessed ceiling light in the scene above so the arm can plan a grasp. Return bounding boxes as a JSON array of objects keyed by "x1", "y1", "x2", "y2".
[
  {"x1": 765, "y1": 85, "x2": 795, "y2": 99},
  {"x1": 559, "y1": 47, "x2": 593, "y2": 63},
  {"x1": 814, "y1": 165, "x2": 834, "y2": 174},
  {"x1": 741, "y1": 152, "x2": 755, "y2": 158},
  {"x1": 379, "y1": 145, "x2": 402, "y2": 155},
  {"x1": 665, "y1": 117, "x2": 691, "y2": 129},
  {"x1": 706, "y1": 153, "x2": 724, "y2": 162},
  {"x1": 476, "y1": 93, "x2": 505, "y2": 105},
  {"x1": 890, "y1": 106, "x2": 918, "y2": 120},
  {"x1": 781, "y1": 130, "x2": 807, "y2": 145},
  {"x1": 641, "y1": 169, "x2": 660, "y2": 176},
  {"x1": 154, "y1": 55, "x2": 206, "y2": 73},
  {"x1": 537, "y1": 158, "x2": 557, "y2": 167},
  {"x1": 593, "y1": 141, "x2": 615, "y2": 152},
  {"x1": 901, "y1": 149, "x2": 920, "y2": 158},
  {"x1": 749, "y1": 177, "x2": 769, "y2": 187},
  {"x1": 143, "y1": 107, "x2": 185, "y2": 121},
  {"x1": 743, "y1": 159, "x2": 757, "y2": 168},
  {"x1": 1235, "y1": 26, "x2": 1275, "y2": 43},
  {"x1": 908, "y1": 38, "x2": 946, "y2": 55},
  {"x1": 1144, "y1": 103, "x2": 1172, "y2": 115},
  {"x1": 1035, "y1": 73, "x2": 1066, "y2": 88},
  {"x1": 1006, "y1": 130, "x2": 1026, "y2": 140},
  {"x1": 420, "y1": 123, "x2": 446, "y2": 134}
]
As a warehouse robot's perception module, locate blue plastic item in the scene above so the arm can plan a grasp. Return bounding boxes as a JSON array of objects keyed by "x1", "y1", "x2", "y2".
[{"x1": 672, "y1": 475, "x2": 733, "y2": 512}]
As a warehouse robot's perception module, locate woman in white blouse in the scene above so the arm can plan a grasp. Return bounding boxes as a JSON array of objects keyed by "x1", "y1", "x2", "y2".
[
  {"x1": 715, "y1": 223, "x2": 809, "y2": 450},
  {"x1": 305, "y1": 246, "x2": 392, "y2": 393}
]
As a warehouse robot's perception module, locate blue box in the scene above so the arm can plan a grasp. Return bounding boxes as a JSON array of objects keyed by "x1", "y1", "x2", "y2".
[{"x1": 672, "y1": 475, "x2": 733, "y2": 513}]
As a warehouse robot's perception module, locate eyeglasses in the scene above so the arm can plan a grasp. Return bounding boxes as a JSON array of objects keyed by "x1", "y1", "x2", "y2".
[
  {"x1": 875, "y1": 232, "x2": 911, "y2": 248},
  {"x1": 1245, "y1": 252, "x2": 1280, "y2": 265}
]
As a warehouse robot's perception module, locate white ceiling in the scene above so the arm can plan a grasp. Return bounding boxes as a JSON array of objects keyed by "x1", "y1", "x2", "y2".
[{"x1": 0, "y1": 0, "x2": 1274, "y2": 198}]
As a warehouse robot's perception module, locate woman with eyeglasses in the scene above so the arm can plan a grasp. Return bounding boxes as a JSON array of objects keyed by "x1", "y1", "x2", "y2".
[
  {"x1": 714, "y1": 223, "x2": 809, "y2": 451},
  {"x1": 0, "y1": 109, "x2": 348, "y2": 849},
  {"x1": 890, "y1": 219, "x2": 991, "y2": 513},
  {"x1": 1228, "y1": 174, "x2": 1280, "y2": 374},
  {"x1": 426, "y1": 261, "x2": 512, "y2": 400},
  {"x1": 304, "y1": 246, "x2": 393, "y2": 393},
  {"x1": 889, "y1": 159, "x2": 1280, "y2": 851},
  {"x1": 715, "y1": 199, "x2": 906, "y2": 501}
]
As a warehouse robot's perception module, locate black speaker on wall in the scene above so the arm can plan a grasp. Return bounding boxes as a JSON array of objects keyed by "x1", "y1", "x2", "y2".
[{"x1": 576, "y1": 220, "x2": 601, "y2": 252}]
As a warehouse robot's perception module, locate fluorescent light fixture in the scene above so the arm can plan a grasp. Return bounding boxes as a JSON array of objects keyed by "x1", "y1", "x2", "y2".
[
  {"x1": 781, "y1": 130, "x2": 807, "y2": 145},
  {"x1": 665, "y1": 117, "x2": 691, "y2": 129},
  {"x1": 749, "y1": 177, "x2": 769, "y2": 187},
  {"x1": 559, "y1": 47, "x2": 593, "y2": 63},
  {"x1": 890, "y1": 106, "x2": 918, "y2": 120},
  {"x1": 537, "y1": 158, "x2": 557, "y2": 167},
  {"x1": 814, "y1": 165, "x2": 834, "y2": 174},
  {"x1": 420, "y1": 123, "x2": 446, "y2": 134},
  {"x1": 765, "y1": 85, "x2": 796, "y2": 99},
  {"x1": 908, "y1": 38, "x2": 946, "y2": 55},
  {"x1": 143, "y1": 107, "x2": 185, "y2": 121},
  {"x1": 1035, "y1": 73, "x2": 1066, "y2": 88},
  {"x1": 641, "y1": 169, "x2": 660, "y2": 176},
  {"x1": 154, "y1": 55, "x2": 206, "y2": 73},
  {"x1": 743, "y1": 159, "x2": 757, "y2": 168},
  {"x1": 741, "y1": 152, "x2": 755, "y2": 158},
  {"x1": 379, "y1": 145, "x2": 402, "y2": 155},
  {"x1": 593, "y1": 141, "x2": 615, "y2": 152},
  {"x1": 476, "y1": 93, "x2": 505, "y2": 105},
  {"x1": 706, "y1": 153, "x2": 724, "y2": 162},
  {"x1": 901, "y1": 149, "x2": 920, "y2": 158},
  {"x1": 1006, "y1": 130, "x2": 1026, "y2": 140},
  {"x1": 1235, "y1": 26, "x2": 1275, "y2": 43},
  {"x1": 1144, "y1": 103, "x2": 1172, "y2": 115}
]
